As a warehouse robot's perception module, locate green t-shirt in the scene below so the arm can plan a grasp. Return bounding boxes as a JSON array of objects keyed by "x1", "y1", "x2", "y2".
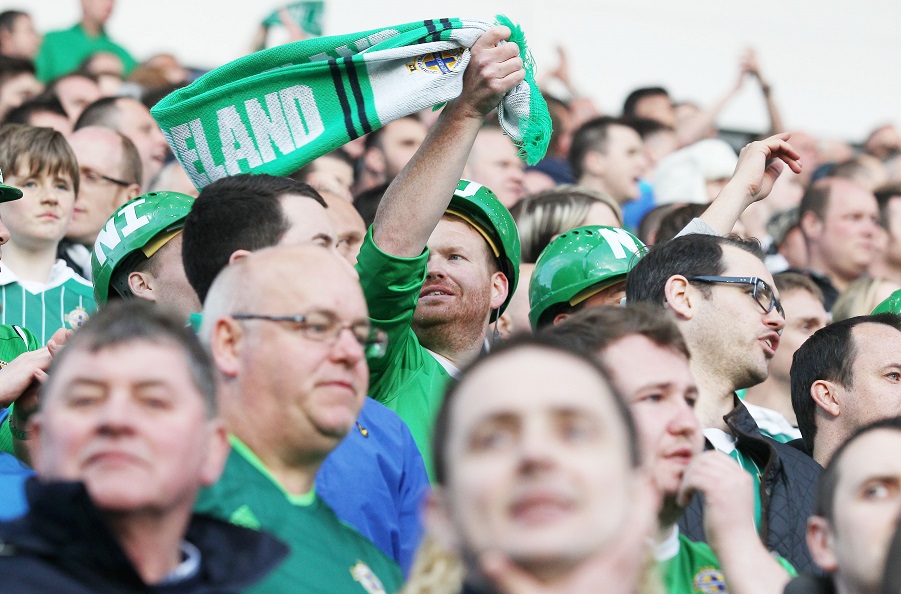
[
  {"x1": 355, "y1": 229, "x2": 453, "y2": 481},
  {"x1": 0, "y1": 324, "x2": 40, "y2": 455},
  {"x1": 658, "y1": 530, "x2": 796, "y2": 594},
  {"x1": 35, "y1": 23, "x2": 137, "y2": 82},
  {"x1": 0, "y1": 261, "x2": 96, "y2": 345},
  {"x1": 195, "y1": 436, "x2": 403, "y2": 594}
]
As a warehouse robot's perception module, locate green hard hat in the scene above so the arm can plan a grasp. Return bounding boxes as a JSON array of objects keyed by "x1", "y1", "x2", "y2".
[
  {"x1": 446, "y1": 179, "x2": 521, "y2": 316},
  {"x1": 529, "y1": 225, "x2": 644, "y2": 329},
  {"x1": 91, "y1": 191, "x2": 195, "y2": 306},
  {"x1": 0, "y1": 167, "x2": 22, "y2": 202},
  {"x1": 872, "y1": 289, "x2": 901, "y2": 315}
]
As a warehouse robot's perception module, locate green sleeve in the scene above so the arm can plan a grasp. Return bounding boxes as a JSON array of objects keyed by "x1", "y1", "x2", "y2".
[{"x1": 0, "y1": 325, "x2": 41, "y2": 456}]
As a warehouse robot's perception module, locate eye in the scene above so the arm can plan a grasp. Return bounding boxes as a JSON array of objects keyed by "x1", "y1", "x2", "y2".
[
  {"x1": 559, "y1": 416, "x2": 597, "y2": 442},
  {"x1": 862, "y1": 482, "x2": 892, "y2": 499},
  {"x1": 886, "y1": 372, "x2": 901, "y2": 382},
  {"x1": 448, "y1": 254, "x2": 464, "y2": 261},
  {"x1": 55, "y1": 181, "x2": 71, "y2": 191},
  {"x1": 470, "y1": 426, "x2": 515, "y2": 452},
  {"x1": 21, "y1": 179, "x2": 37, "y2": 188}
]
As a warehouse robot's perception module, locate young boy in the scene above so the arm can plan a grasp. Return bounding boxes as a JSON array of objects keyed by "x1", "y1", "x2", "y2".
[{"x1": 0, "y1": 123, "x2": 95, "y2": 344}]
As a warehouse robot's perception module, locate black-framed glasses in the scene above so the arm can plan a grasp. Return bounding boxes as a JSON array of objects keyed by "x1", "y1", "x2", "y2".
[
  {"x1": 231, "y1": 311, "x2": 388, "y2": 358},
  {"x1": 686, "y1": 276, "x2": 785, "y2": 319},
  {"x1": 80, "y1": 168, "x2": 132, "y2": 188}
]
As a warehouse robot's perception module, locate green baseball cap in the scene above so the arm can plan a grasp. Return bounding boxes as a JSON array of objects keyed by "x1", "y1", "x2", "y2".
[
  {"x1": 446, "y1": 179, "x2": 521, "y2": 316},
  {"x1": 529, "y1": 225, "x2": 644, "y2": 329},
  {"x1": 91, "y1": 192, "x2": 195, "y2": 305},
  {"x1": 0, "y1": 168, "x2": 22, "y2": 202}
]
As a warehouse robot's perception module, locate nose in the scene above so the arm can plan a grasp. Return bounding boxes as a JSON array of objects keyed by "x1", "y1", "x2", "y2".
[
  {"x1": 37, "y1": 184, "x2": 60, "y2": 205},
  {"x1": 0, "y1": 218, "x2": 9, "y2": 247},
  {"x1": 518, "y1": 419, "x2": 555, "y2": 474},
  {"x1": 425, "y1": 258, "x2": 447, "y2": 281},
  {"x1": 95, "y1": 394, "x2": 136, "y2": 435},
  {"x1": 669, "y1": 398, "x2": 700, "y2": 438},
  {"x1": 764, "y1": 307, "x2": 785, "y2": 333}
]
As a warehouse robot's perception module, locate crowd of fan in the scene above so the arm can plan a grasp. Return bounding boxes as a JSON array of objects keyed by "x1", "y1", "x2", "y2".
[{"x1": 0, "y1": 2, "x2": 901, "y2": 593}]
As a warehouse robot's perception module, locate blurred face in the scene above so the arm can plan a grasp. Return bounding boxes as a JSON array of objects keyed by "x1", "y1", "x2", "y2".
[
  {"x1": 767, "y1": 289, "x2": 828, "y2": 383},
  {"x1": 0, "y1": 14, "x2": 42, "y2": 59},
  {"x1": 277, "y1": 194, "x2": 337, "y2": 250},
  {"x1": 813, "y1": 183, "x2": 880, "y2": 280},
  {"x1": 67, "y1": 127, "x2": 136, "y2": 245},
  {"x1": 690, "y1": 245, "x2": 785, "y2": 390},
  {"x1": 634, "y1": 94, "x2": 675, "y2": 128},
  {"x1": 114, "y1": 98, "x2": 169, "y2": 185},
  {"x1": 836, "y1": 324, "x2": 901, "y2": 434},
  {"x1": 882, "y1": 196, "x2": 901, "y2": 268},
  {"x1": 1, "y1": 163, "x2": 75, "y2": 251},
  {"x1": 415, "y1": 216, "x2": 500, "y2": 331},
  {"x1": 815, "y1": 430, "x2": 901, "y2": 594},
  {"x1": 235, "y1": 258, "x2": 370, "y2": 456},
  {"x1": 54, "y1": 76, "x2": 101, "y2": 123},
  {"x1": 580, "y1": 200, "x2": 621, "y2": 228},
  {"x1": 378, "y1": 118, "x2": 427, "y2": 179},
  {"x1": 322, "y1": 192, "x2": 365, "y2": 266},
  {"x1": 601, "y1": 336, "x2": 702, "y2": 500},
  {"x1": 33, "y1": 341, "x2": 225, "y2": 515},
  {"x1": 0, "y1": 72, "x2": 42, "y2": 120},
  {"x1": 81, "y1": 0, "x2": 115, "y2": 24},
  {"x1": 307, "y1": 156, "x2": 354, "y2": 200},
  {"x1": 596, "y1": 125, "x2": 647, "y2": 203},
  {"x1": 440, "y1": 347, "x2": 634, "y2": 575},
  {"x1": 467, "y1": 129, "x2": 525, "y2": 208}
]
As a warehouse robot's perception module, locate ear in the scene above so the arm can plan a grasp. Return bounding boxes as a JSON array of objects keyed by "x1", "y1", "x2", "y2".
[
  {"x1": 583, "y1": 150, "x2": 606, "y2": 177},
  {"x1": 124, "y1": 183, "x2": 141, "y2": 203},
  {"x1": 807, "y1": 516, "x2": 839, "y2": 573},
  {"x1": 489, "y1": 270, "x2": 510, "y2": 312},
  {"x1": 21, "y1": 413, "x2": 42, "y2": 471},
  {"x1": 198, "y1": 418, "x2": 231, "y2": 487},
  {"x1": 209, "y1": 317, "x2": 243, "y2": 378},
  {"x1": 423, "y1": 487, "x2": 461, "y2": 553},
  {"x1": 495, "y1": 314, "x2": 513, "y2": 340},
  {"x1": 800, "y1": 210, "x2": 823, "y2": 241},
  {"x1": 128, "y1": 271, "x2": 156, "y2": 302},
  {"x1": 663, "y1": 275, "x2": 694, "y2": 320},
  {"x1": 363, "y1": 147, "x2": 386, "y2": 176},
  {"x1": 228, "y1": 249, "x2": 253, "y2": 266},
  {"x1": 553, "y1": 312, "x2": 571, "y2": 326},
  {"x1": 810, "y1": 380, "x2": 842, "y2": 418}
]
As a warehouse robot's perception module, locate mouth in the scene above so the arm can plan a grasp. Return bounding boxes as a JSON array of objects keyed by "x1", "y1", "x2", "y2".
[
  {"x1": 510, "y1": 493, "x2": 574, "y2": 523},
  {"x1": 38, "y1": 212, "x2": 61, "y2": 221},
  {"x1": 419, "y1": 285, "x2": 455, "y2": 299},
  {"x1": 663, "y1": 447, "x2": 695, "y2": 466},
  {"x1": 760, "y1": 333, "x2": 780, "y2": 356}
]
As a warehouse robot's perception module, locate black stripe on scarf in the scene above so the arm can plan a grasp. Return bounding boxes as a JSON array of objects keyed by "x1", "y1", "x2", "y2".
[
  {"x1": 343, "y1": 56, "x2": 372, "y2": 135},
  {"x1": 424, "y1": 19, "x2": 436, "y2": 39},
  {"x1": 328, "y1": 58, "x2": 358, "y2": 138},
  {"x1": 437, "y1": 18, "x2": 452, "y2": 41}
]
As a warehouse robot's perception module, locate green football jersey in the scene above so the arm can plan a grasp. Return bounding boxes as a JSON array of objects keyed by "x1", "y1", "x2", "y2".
[
  {"x1": 0, "y1": 324, "x2": 41, "y2": 455},
  {"x1": 195, "y1": 437, "x2": 403, "y2": 594},
  {"x1": 355, "y1": 229, "x2": 453, "y2": 481},
  {"x1": 0, "y1": 261, "x2": 96, "y2": 345},
  {"x1": 658, "y1": 530, "x2": 796, "y2": 594}
]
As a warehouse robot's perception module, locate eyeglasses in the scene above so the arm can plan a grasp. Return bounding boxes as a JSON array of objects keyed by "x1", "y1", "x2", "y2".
[
  {"x1": 231, "y1": 311, "x2": 388, "y2": 358},
  {"x1": 686, "y1": 276, "x2": 785, "y2": 319},
  {"x1": 80, "y1": 168, "x2": 132, "y2": 188}
]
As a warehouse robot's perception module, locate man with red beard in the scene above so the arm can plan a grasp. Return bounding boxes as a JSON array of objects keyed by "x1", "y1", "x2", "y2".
[
  {"x1": 546, "y1": 304, "x2": 796, "y2": 594},
  {"x1": 356, "y1": 25, "x2": 523, "y2": 479}
]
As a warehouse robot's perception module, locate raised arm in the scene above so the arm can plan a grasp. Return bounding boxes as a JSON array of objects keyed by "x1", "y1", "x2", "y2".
[
  {"x1": 696, "y1": 132, "x2": 802, "y2": 236},
  {"x1": 371, "y1": 26, "x2": 525, "y2": 257}
]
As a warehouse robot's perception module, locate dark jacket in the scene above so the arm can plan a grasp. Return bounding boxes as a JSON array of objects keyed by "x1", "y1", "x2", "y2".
[
  {"x1": 784, "y1": 574, "x2": 836, "y2": 594},
  {"x1": 0, "y1": 479, "x2": 289, "y2": 593},
  {"x1": 679, "y1": 398, "x2": 823, "y2": 574}
]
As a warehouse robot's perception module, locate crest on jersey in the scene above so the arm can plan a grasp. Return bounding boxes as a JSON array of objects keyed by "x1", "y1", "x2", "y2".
[
  {"x1": 694, "y1": 567, "x2": 728, "y2": 593},
  {"x1": 350, "y1": 561, "x2": 386, "y2": 594},
  {"x1": 407, "y1": 50, "x2": 462, "y2": 75},
  {"x1": 66, "y1": 306, "x2": 90, "y2": 330},
  {"x1": 0, "y1": 360, "x2": 8, "y2": 370}
]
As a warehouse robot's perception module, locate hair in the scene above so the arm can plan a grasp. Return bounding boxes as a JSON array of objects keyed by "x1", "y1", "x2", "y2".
[
  {"x1": 289, "y1": 148, "x2": 355, "y2": 184},
  {"x1": 814, "y1": 416, "x2": 901, "y2": 523},
  {"x1": 0, "y1": 55, "x2": 33, "y2": 86},
  {"x1": 40, "y1": 300, "x2": 218, "y2": 417},
  {"x1": 654, "y1": 203, "x2": 708, "y2": 244},
  {"x1": 182, "y1": 174, "x2": 327, "y2": 303},
  {"x1": 832, "y1": 277, "x2": 898, "y2": 323},
  {"x1": 113, "y1": 130, "x2": 143, "y2": 187},
  {"x1": 0, "y1": 11, "x2": 26, "y2": 34},
  {"x1": 622, "y1": 87, "x2": 670, "y2": 120},
  {"x1": 353, "y1": 182, "x2": 388, "y2": 229},
  {"x1": 625, "y1": 233, "x2": 765, "y2": 305},
  {"x1": 73, "y1": 96, "x2": 121, "y2": 130},
  {"x1": 0, "y1": 123, "x2": 79, "y2": 195},
  {"x1": 511, "y1": 185, "x2": 623, "y2": 263},
  {"x1": 773, "y1": 271, "x2": 825, "y2": 305},
  {"x1": 798, "y1": 178, "x2": 834, "y2": 228},
  {"x1": 625, "y1": 116, "x2": 674, "y2": 140},
  {"x1": 636, "y1": 202, "x2": 683, "y2": 245},
  {"x1": 791, "y1": 314, "x2": 901, "y2": 455},
  {"x1": 431, "y1": 333, "x2": 640, "y2": 486},
  {"x1": 543, "y1": 303, "x2": 690, "y2": 362},
  {"x1": 46, "y1": 72, "x2": 97, "y2": 93},
  {"x1": 568, "y1": 116, "x2": 636, "y2": 180},
  {"x1": 875, "y1": 182, "x2": 901, "y2": 228},
  {"x1": 3, "y1": 93, "x2": 67, "y2": 125}
]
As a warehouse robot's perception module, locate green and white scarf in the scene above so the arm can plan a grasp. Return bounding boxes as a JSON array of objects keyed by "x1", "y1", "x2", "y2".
[{"x1": 151, "y1": 16, "x2": 551, "y2": 190}]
